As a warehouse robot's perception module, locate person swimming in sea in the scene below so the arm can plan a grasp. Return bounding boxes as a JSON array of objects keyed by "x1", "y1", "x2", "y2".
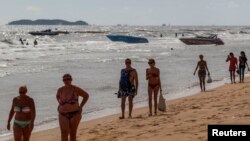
[
  {"x1": 19, "y1": 38, "x2": 24, "y2": 45},
  {"x1": 194, "y1": 55, "x2": 210, "y2": 92},
  {"x1": 34, "y1": 39, "x2": 38, "y2": 46},
  {"x1": 146, "y1": 59, "x2": 162, "y2": 116}
]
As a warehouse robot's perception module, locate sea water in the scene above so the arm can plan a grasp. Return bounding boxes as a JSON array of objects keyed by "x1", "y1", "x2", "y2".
[{"x1": 1, "y1": 25, "x2": 250, "y2": 140}]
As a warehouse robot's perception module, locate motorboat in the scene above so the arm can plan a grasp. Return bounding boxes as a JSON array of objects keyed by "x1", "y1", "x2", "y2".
[
  {"x1": 29, "y1": 29, "x2": 59, "y2": 36},
  {"x1": 239, "y1": 31, "x2": 250, "y2": 34},
  {"x1": 54, "y1": 31, "x2": 69, "y2": 34},
  {"x1": 106, "y1": 34, "x2": 149, "y2": 43},
  {"x1": 179, "y1": 34, "x2": 224, "y2": 45}
]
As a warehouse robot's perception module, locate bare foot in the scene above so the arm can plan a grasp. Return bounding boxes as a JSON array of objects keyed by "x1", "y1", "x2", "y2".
[
  {"x1": 148, "y1": 113, "x2": 152, "y2": 117},
  {"x1": 119, "y1": 116, "x2": 125, "y2": 119}
]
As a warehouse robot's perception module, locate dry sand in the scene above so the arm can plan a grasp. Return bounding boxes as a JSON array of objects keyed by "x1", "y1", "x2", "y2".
[{"x1": 8, "y1": 78, "x2": 250, "y2": 141}]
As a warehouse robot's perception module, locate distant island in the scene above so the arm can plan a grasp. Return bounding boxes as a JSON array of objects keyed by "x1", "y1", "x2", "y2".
[{"x1": 8, "y1": 19, "x2": 88, "y2": 25}]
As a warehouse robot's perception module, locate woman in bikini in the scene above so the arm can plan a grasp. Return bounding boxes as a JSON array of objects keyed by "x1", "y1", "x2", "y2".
[
  {"x1": 56, "y1": 74, "x2": 89, "y2": 141},
  {"x1": 194, "y1": 55, "x2": 210, "y2": 92},
  {"x1": 146, "y1": 59, "x2": 162, "y2": 116},
  {"x1": 7, "y1": 85, "x2": 36, "y2": 141}
]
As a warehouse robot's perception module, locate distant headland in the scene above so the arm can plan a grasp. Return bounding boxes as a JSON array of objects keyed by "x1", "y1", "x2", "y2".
[{"x1": 8, "y1": 19, "x2": 88, "y2": 25}]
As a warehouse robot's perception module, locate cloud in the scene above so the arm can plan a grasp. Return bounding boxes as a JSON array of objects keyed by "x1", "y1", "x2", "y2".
[
  {"x1": 205, "y1": 0, "x2": 239, "y2": 9},
  {"x1": 227, "y1": 1, "x2": 239, "y2": 9},
  {"x1": 25, "y1": 6, "x2": 41, "y2": 12},
  {"x1": 122, "y1": 7, "x2": 129, "y2": 11}
]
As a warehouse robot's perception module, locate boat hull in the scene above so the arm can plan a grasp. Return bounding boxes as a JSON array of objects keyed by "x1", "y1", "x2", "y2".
[
  {"x1": 28, "y1": 32, "x2": 59, "y2": 36},
  {"x1": 106, "y1": 35, "x2": 148, "y2": 43},
  {"x1": 179, "y1": 38, "x2": 224, "y2": 45},
  {"x1": 180, "y1": 38, "x2": 224, "y2": 45}
]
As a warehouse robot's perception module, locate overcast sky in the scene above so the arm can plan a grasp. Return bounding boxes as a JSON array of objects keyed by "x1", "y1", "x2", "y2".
[{"x1": 0, "y1": 0, "x2": 250, "y2": 25}]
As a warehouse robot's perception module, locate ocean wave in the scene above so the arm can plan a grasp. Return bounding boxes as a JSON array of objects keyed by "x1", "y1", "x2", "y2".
[
  {"x1": 0, "y1": 39, "x2": 15, "y2": 45},
  {"x1": 0, "y1": 62, "x2": 8, "y2": 68}
]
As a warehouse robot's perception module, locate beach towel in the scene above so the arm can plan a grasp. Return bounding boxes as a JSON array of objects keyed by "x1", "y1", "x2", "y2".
[
  {"x1": 207, "y1": 75, "x2": 212, "y2": 83},
  {"x1": 119, "y1": 68, "x2": 134, "y2": 91},
  {"x1": 158, "y1": 91, "x2": 167, "y2": 112}
]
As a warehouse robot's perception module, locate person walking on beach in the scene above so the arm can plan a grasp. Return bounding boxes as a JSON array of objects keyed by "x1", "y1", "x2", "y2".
[
  {"x1": 194, "y1": 55, "x2": 210, "y2": 92},
  {"x1": 239, "y1": 51, "x2": 249, "y2": 83},
  {"x1": 57, "y1": 74, "x2": 89, "y2": 141},
  {"x1": 226, "y1": 52, "x2": 238, "y2": 84},
  {"x1": 7, "y1": 86, "x2": 36, "y2": 141},
  {"x1": 118, "y1": 58, "x2": 138, "y2": 119},
  {"x1": 146, "y1": 59, "x2": 162, "y2": 116}
]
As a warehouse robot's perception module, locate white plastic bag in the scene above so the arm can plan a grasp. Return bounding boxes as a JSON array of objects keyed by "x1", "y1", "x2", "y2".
[
  {"x1": 158, "y1": 91, "x2": 167, "y2": 112},
  {"x1": 207, "y1": 75, "x2": 212, "y2": 83}
]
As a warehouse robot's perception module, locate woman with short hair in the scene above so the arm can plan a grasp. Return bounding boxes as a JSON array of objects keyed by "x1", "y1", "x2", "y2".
[
  {"x1": 56, "y1": 73, "x2": 89, "y2": 141},
  {"x1": 7, "y1": 85, "x2": 36, "y2": 141}
]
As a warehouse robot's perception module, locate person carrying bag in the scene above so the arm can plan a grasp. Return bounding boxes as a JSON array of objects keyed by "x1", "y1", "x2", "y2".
[
  {"x1": 158, "y1": 90, "x2": 167, "y2": 112},
  {"x1": 207, "y1": 74, "x2": 212, "y2": 83}
]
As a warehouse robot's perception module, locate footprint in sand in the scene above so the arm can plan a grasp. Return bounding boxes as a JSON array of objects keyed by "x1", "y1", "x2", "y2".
[
  {"x1": 150, "y1": 123, "x2": 159, "y2": 126},
  {"x1": 222, "y1": 108, "x2": 230, "y2": 111},
  {"x1": 88, "y1": 129, "x2": 99, "y2": 134},
  {"x1": 135, "y1": 115, "x2": 144, "y2": 119},
  {"x1": 191, "y1": 106, "x2": 201, "y2": 109},
  {"x1": 148, "y1": 130, "x2": 157, "y2": 133},
  {"x1": 174, "y1": 123, "x2": 182, "y2": 127},
  {"x1": 87, "y1": 137, "x2": 98, "y2": 141},
  {"x1": 132, "y1": 124, "x2": 145, "y2": 128},
  {"x1": 185, "y1": 119, "x2": 196, "y2": 123}
]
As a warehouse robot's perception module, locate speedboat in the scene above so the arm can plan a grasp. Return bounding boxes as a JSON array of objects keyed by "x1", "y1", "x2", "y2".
[
  {"x1": 106, "y1": 34, "x2": 149, "y2": 43},
  {"x1": 54, "y1": 31, "x2": 69, "y2": 34},
  {"x1": 179, "y1": 34, "x2": 224, "y2": 45},
  {"x1": 28, "y1": 29, "x2": 59, "y2": 36}
]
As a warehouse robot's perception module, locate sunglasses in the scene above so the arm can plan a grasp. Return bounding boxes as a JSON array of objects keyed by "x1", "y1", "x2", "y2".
[
  {"x1": 63, "y1": 78, "x2": 72, "y2": 81},
  {"x1": 148, "y1": 62, "x2": 154, "y2": 64},
  {"x1": 19, "y1": 91, "x2": 26, "y2": 94},
  {"x1": 125, "y1": 62, "x2": 131, "y2": 64}
]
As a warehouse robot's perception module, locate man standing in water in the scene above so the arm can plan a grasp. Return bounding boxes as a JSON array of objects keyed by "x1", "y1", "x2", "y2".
[
  {"x1": 118, "y1": 58, "x2": 138, "y2": 119},
  {"x1": 194, "y1": 55, "x2": 210, "y2": 92},
  {"x1": 34, "y1": 39, "x2": 38, "y2": 46},
  {"x1": 19, "y1": 38, "x2": 24, "y2": 45},
  {"x1": 226, "y1": 52, "x2": 238, "y2": 84}
]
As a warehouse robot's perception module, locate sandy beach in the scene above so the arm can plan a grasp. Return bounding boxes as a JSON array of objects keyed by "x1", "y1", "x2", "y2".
[{"x1": 6, "y1": 77, "x2": 250, "y2": 141}]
